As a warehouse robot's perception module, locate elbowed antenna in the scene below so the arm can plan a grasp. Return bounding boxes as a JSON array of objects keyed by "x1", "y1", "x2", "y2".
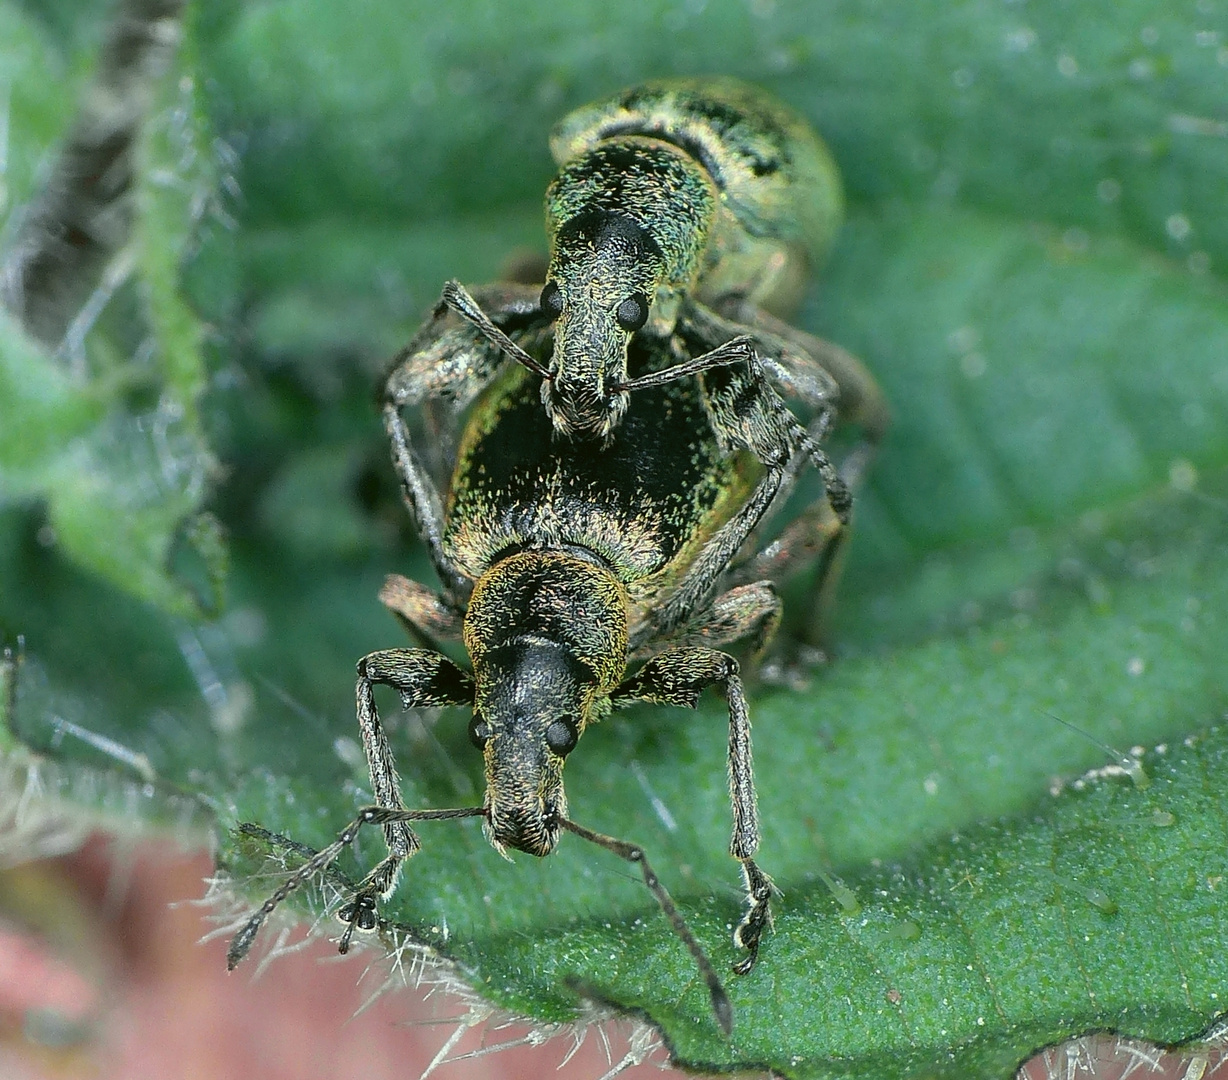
[
  {"x1": 227, "y1": 804, "x2": 486, "y2": 970},
  {"x1": 561, "y1": 816, "x2": 734, "y2": 1035},
  {"x1": 440, "y1": 280, "x2": 552, "y2": 379}
]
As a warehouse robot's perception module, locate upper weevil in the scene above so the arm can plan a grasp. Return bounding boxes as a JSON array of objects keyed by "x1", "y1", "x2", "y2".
[
  {"x1": 229, "y1": 297, "x2": 872, "y2": 1031},
  {"x1": 399, "y1": 78, "x2": 888, "y2": 447}
]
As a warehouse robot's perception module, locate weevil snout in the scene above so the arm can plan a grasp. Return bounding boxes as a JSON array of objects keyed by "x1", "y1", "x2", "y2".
[
  {"x1": 483, "y1": 763, "x2": 566, "y2": 858},
  {"x1": 543, "y1": 365, "x2": 630, "y2": 441},
  {"x1": 541, "y1": 288, "x2": 638, "y2": 439},
  {"x1": 469, "y1": 643, "x2": 586, "y2": 857},
  {"x1": 538, "y1": 213, "x2": 659, "y2": 439}
]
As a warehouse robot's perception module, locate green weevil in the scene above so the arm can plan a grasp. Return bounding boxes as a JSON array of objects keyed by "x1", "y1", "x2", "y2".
[
  {"x1": 392, "y1": 77, "x2": 889, "y2": 450},
  {"x1": 228, "y1": 302, "x2": 866, "y2": 1033}
]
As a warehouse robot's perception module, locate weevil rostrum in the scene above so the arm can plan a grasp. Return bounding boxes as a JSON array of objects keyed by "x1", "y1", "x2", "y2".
[
  {"x1": 394, "y1": 77, "x2": 890, "y2": 451},
  {"x1": 229, "y1": 80, "x2": 889, "y2": 1034}
]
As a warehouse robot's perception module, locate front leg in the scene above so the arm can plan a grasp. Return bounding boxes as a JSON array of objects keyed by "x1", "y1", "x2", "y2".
[
  {"x1": 633, "y1": 458, "x2": 787, "y2": 652},
  {"x1": 383, "y1": 282, "x2": 546, "y2": 414},
  {"x1": 343, "y1": 649, "x2": 475, "y2": 949},
  {"x1": 228, "y1": 648, "x2": 476, "y2": 967},
  {"x1": 711, "y1": 296, "x2": 891, "y2": 449},
  {"x1": 631, "y1": 355, "x2": 848, "y2": 649},
  {"x1": 612, "y1": 648, "x2": 773, "y2": 975},
  {"x1": 695, "y1": 338, "x2": 851, "y2": 525}
]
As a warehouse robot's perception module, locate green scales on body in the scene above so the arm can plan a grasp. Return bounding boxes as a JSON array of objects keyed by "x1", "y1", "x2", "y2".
[{"x1": 229, "y1": 79, "x2": 888, "y2": 1035}]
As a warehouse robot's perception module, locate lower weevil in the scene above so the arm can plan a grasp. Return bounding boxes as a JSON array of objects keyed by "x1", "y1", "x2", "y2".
[{"x1": 230, "y1": 310, "x2": 861, "y2": 1033}]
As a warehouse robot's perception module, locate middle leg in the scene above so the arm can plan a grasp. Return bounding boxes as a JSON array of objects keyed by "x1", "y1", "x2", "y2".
[
  {"x1": 670, "y1": 581, "x2": 783, "y2": 659},
  {"x1": 378, "y1": 574, "x2": 467, "y2": 649},
  {"x1": 631, "y1": 358, "x2": 848, "y2": 649}
]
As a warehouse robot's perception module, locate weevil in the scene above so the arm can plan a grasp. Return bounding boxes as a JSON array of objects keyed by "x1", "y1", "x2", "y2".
[
  {"x1": 228, "y1": 307, "x2": 863, "y2": 1033},
  {"x1": 391, "y1": 78, "x2": 890, "y2": 449}
]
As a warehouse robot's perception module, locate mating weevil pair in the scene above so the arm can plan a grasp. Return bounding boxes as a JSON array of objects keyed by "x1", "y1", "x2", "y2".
[{"x1": 228, "y1": 78, "x2": 888, "y2": 1034}]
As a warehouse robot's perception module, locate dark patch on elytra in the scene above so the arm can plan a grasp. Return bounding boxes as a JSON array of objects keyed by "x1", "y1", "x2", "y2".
[{"x1": 452, "y1": 344, "x2": 730, "y2": 577}]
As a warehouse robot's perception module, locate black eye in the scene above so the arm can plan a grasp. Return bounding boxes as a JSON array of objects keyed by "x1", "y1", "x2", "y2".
[
  {"x1": 540, "y1": 281, "x2": 563, "y2": 320},
  {"x1": 544, "y1": 716, "x2": 579, "y2": 757},
  {"x1": 468, "y1": 715, "x2": 490, "y2": 749},
  {"x1": 615, "y1": 292, "x2": 649, "y2": 332}
]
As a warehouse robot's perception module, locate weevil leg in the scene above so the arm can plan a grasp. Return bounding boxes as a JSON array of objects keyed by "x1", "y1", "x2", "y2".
[
  {"x1": 710, "y1": 298, "x2": 889, "y2": 491},
  {"x1": 434, "y1": 280, "x2": 552, "y2": 379},
  {"x1": 378, "y1": 573, "x2": 467, "y2": 648},
  {"x1": 645, "y1": 305, "x2": 856, "y2": 581},
  {"x1": 682, "y1": 320, "x2": 864, "y2": 656},
  {"x1": 382, "y1": 282, "x2": 547, "y2": 600},
  {"x1": 336, "y1": 649, "x2": 476, "y2": 950},
  {"x1": 670, "y1": 581, "x2": 783, "y2": 658},
  {"x1": 681, "y1": 301, "x2": 839, "y2": 411},
  {"x1": 611, "y1": 648, "x2": 773, "y2": 976},
  {"x1": 712, "y1": 296, "x2": 891, "y2": 447},
  {"x1": 227, "y1": 804, "x2": 483, "y2": 970},
  {"x1": 631, "y1": 361, "x2": 848, "y2": 650},
  {"x1": 682, "y1": 299, "x2": 889, "y2": 493},
  {"x1": 383, "y1": 282, "x2": 546, "y2": 415},
  {"x1": 703, "y1": 351, "x2": 848, "y2": 515},
  {"x1": 229, "y1": 651, "x2": 476, "y2": 967},
  {"x1": 735, "y1": 495, "x2": 852, "y2": 656},
  {"x1": 695, "y1": 343, "x2": 851, "y2": 527},
  {"x1": 729, "y1": 487, "x2": 845, "y2": 590},
  {"x1": 631, "y1": 461, "x2": 787, "y2": 650},
  {"x1": 701, "y1": 316, "x2": 879, "y2": 652},
  {"x1": 382, "y1": 401, "x2": 471, "y2": 600},
  {"x1": 622, "y1": 310, "x2": 861, "y2": 633},
  {"x1": 723, "y1": 390, "x2": 840, "y2": 577}
]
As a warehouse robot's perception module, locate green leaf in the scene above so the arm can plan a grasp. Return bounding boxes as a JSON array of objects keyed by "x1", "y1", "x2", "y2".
[
  {"x1": 0, "y1": 2, "x2": 226, "y2": 618},
  {"x1": 0, "y1": 3, "x2": 101, "y2": 212},
  {"x1": 3, "y1": 1, "x2": 1228, "y2": 1078}
]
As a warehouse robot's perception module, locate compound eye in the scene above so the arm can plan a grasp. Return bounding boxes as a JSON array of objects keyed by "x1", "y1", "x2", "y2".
[
  {"x1": 544, "y1": 716, "x2": 579, "y2": 757},
  {"x1": 468, "y1": 714, "x2": 491, "y2": 750},
  {"x1": 615, "y1": 292, "x2": 649, "y2": 333},
  {"x1": 540, "y1": 281, "x2": 564, "y2": 320}
]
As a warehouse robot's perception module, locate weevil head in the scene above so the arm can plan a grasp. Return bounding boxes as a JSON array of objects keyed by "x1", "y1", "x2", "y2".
[
  {"x1": 463, "y1": 551, "x2": 628, "y2": 857},
  {"x1": 541, "y1": 139, "x2": 716, "y2": 440}
]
